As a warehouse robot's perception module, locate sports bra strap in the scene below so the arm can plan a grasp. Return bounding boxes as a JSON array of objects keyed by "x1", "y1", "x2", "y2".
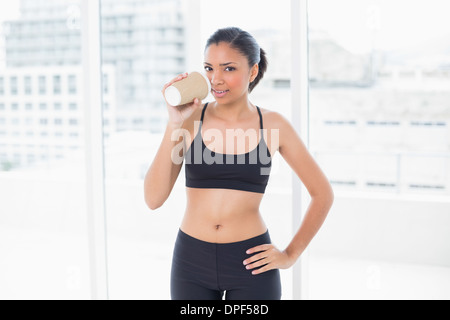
[
  {"x1": 200, "y1": 103, "x2": 209, "y2": 123},
  {"x1": 201, "y1": 103, "x2": 263, "y2": 130},
  {"x1": 256, "y1": 106, "x2": 263, "y2": 130}
]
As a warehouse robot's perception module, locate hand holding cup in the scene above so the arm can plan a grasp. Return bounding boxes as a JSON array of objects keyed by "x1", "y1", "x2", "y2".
[{"x1": 162, "y1": 72, "x2": 211, "y2": 127}]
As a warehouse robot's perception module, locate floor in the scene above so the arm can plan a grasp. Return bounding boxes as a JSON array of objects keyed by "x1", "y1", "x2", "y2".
[{"x1": 305, "y1": 255, "x2": 450, "y2": 300}]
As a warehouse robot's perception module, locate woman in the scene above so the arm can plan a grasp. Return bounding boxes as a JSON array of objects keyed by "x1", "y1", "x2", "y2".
[{"x1": 144, "y1": 27, "x2": 334, "y2": 300}]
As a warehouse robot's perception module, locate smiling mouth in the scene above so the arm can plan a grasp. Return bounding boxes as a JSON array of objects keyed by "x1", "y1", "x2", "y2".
[{"x1": 212, "y1": 89, "x2": 229, "y2": 94}]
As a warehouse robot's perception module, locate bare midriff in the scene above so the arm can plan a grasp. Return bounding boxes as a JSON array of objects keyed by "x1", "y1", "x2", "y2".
[{"x1": 181, "y1": 187, "x2": 267, "y2": 243}]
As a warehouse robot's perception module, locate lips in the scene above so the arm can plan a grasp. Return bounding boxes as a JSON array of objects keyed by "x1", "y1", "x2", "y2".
[{"x1": 212, "y1": 89, "x2": 229, "y2": 98}]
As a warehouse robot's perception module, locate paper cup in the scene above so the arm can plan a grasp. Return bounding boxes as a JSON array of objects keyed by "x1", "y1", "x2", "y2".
[{"x1": 164, "y1": 71, "x2": 211, "y2": 106}]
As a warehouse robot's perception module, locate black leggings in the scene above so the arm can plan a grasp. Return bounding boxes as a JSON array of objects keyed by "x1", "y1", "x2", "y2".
[{"x1": 170, "y1": 229, "x2": 282, "y2": 300}]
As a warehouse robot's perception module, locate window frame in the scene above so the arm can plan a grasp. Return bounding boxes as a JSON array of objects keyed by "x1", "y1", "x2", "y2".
[{"x1": 81, "y1": 0, "x2": 109, "y2": 300}]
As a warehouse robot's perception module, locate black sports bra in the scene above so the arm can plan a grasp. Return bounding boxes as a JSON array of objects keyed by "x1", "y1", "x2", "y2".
[{"x1": 184, "y1": 103, "x2": 272, "y2": 194}]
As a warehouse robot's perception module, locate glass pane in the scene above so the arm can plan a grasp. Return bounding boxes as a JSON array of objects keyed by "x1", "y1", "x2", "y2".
[
  {"x1": 308, "y1": 0, "x2": 450, "y2": 299},
  {"x1": 101, "y1": 0, "x2": 292, "y2": 299},
  {"x1": 0, "y1": 0, "x2": 90, "y2": 299},
  {"x1": 100, "y1": 0, "x2": 187, "y2": 300}
]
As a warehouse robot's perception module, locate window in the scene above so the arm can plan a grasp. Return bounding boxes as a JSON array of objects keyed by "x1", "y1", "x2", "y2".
[
  {"x1": 53, "y1": 75, "x2": 61, "y2": 94},
  {"x1": 68, "y1": 75, "x2": 77, "y2": 94},
  {"x1": 102, "y1": 74, "x2": 108, "y2": 94},
  {"x1": 307, "y1": 0, "x2": 450, "y2": 299},
  {"x1": 24, "y1": 76, "x2": 32, "y2": 95},
  {"x1": 10, "y1": 76, "x2": 18, "y2": 95},
  {"x1": 308, "y1": 0, "x2": 450, "y2": 197},
  {"x1": 2, "y1": 0, "x2": 448, "y2": 301},
  {"x1": 0, "y1": 0, "x2": 90, "y2": 300},
  {"x1": 38, "y1": 76, "x2": 46, "y2": 95}
]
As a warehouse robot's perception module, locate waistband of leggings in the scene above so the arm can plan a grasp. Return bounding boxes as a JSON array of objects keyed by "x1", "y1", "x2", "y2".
[{"x1": 177, "y1": 228, "x2": 271, "y2": 248}]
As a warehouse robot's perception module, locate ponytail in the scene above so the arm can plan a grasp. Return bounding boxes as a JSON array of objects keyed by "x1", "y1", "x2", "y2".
[{"x1": 249, "y1": 48, "x2": 268, "y2": 93}]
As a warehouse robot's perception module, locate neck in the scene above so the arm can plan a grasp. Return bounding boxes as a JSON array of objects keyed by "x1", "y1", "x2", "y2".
[{"x1": 213, "y1": 95, "x2": 253, "y2": 122}]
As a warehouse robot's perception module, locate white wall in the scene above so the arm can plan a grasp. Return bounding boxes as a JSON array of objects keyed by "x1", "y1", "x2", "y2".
[{"x1": 309, "y1": 192, "x2": 450, "y2": 267}]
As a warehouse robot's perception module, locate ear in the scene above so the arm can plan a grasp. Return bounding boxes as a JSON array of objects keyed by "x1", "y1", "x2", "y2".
[{"x1": 250, "y1": 63, "x2": 259, "y2": 83}]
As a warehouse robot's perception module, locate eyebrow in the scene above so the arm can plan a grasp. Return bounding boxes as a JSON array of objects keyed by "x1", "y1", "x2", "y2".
[{"x1": 204, "y1": 62, "x2": 237, "y2": 66}]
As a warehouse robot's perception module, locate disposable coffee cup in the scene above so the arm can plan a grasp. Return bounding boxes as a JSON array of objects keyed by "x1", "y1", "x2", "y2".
[{"x1": 164, "y1": 71, "x2": 211, "y2": 106}]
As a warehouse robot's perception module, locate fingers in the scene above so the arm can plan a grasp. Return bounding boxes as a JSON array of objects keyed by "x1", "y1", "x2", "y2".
[
  {"x1": 243, "y1": 244, "x2": 283, "y2": 275},
  {"x1": 243, "y1": 244, "x2": 275, "y2": 275},
  {"x1": 245, "y1": 255, "x2": 273, "y2": 275},
  {"x1": 193, "y1": 98, "x2": 202, "y2": 109},
  {"x1": 162, "y1": 72, "x2": 189, "y2": 94},
  {"x1": 251, "y1": 264, "x2": 272, "y2": 275},
  {"x1": 246, "y1": 244, "x2": 272, "y2": 255},
  {"x1": 243, "y1": 251, "x2": 268, "y2": 267},
  {"x1": 246, "y1": 257, "x2": 270, "y2": 272},
  {"x1": 177, "y1": 97, "x2": 200, "y2": 110}
]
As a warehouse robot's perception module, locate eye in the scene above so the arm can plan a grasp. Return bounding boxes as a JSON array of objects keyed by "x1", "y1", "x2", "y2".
[
  {"x1": 204, "y1": 66, "x2": 213, "y2": 72},
  {"x1": 225, "y1": 67, "x2": 236, "y2": 71}
]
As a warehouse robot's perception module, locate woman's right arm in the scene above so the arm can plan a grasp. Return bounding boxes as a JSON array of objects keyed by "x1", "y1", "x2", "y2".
[
  {"x1": 144, "y1": 121, "x2": 185, "y2": 210},
  {"x1": 144, "y1": 73, "x2": 202, "y2": 210}
]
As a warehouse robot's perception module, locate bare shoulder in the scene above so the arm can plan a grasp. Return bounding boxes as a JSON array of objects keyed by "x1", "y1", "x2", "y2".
[
  {"x1": 258, "y1": 107, "x2": 297, "y2": 155},
  {"x1": 259, "y1": 107, "x2": 305, "y2": 156},
  {"x1": 259, "y1": 107, "x2": 292, "y2": 130}
]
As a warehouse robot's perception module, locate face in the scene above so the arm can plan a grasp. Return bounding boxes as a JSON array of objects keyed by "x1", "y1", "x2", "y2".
[{"x1": 204, "y1": 42, "x2": 258, "y2": 105}]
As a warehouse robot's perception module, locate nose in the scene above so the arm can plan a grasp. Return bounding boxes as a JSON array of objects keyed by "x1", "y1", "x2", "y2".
[{"x1": 210, "y1": 70, "x2": 224, "y2": 86}]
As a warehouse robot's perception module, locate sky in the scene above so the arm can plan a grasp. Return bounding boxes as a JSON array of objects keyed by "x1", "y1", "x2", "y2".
[
  {"x1": 0, "y1": 0, "x2": 449, "y2": 55},
  {"x1": 202, "y1": 0, "x2": 450, "y2": 54},
  {"x1": 0, "y1": 1, "x2": 19, "y2": 66},
  {"x1": 200, "y1": 0, "x2": 450, "y2": 54},
  {"x1": 0, "y1": 1, "x2": 20, "y2": 25},
  {"x1": 308, "y1": 0, "x2": 450, "y2": 53},
  {"x1": 200, "y1": 0, "x2": 291, "y2": 33}
]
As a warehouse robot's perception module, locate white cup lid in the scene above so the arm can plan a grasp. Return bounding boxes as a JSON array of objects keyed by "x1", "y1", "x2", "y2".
[{"x1": 164, "y1": 86, "x2": 181, "y2": 106}]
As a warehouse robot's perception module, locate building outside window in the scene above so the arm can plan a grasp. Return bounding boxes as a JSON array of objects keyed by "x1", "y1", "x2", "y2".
[
  {"x1": 24, "y1": 76, "x2": 32, "y2": 95},
  {"x1": 53, "y1": 75, "x2": 61, "y2": 94},
  {"x1": 10, "y1": 76, "x2": 18, "y2": 95},
  {"x1": 38, "y1": 75, "x2": 46, "y2": 95}
]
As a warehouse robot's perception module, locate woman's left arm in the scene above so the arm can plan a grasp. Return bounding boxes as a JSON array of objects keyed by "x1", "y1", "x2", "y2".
[{"x1": 244, "y1": 112, "x2": 334, "y2": 274}]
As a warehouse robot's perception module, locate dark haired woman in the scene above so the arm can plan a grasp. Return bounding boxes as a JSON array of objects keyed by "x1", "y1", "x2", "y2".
[{"x1": 145, "y1": 27, "x2": 334, "y2": 300}]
